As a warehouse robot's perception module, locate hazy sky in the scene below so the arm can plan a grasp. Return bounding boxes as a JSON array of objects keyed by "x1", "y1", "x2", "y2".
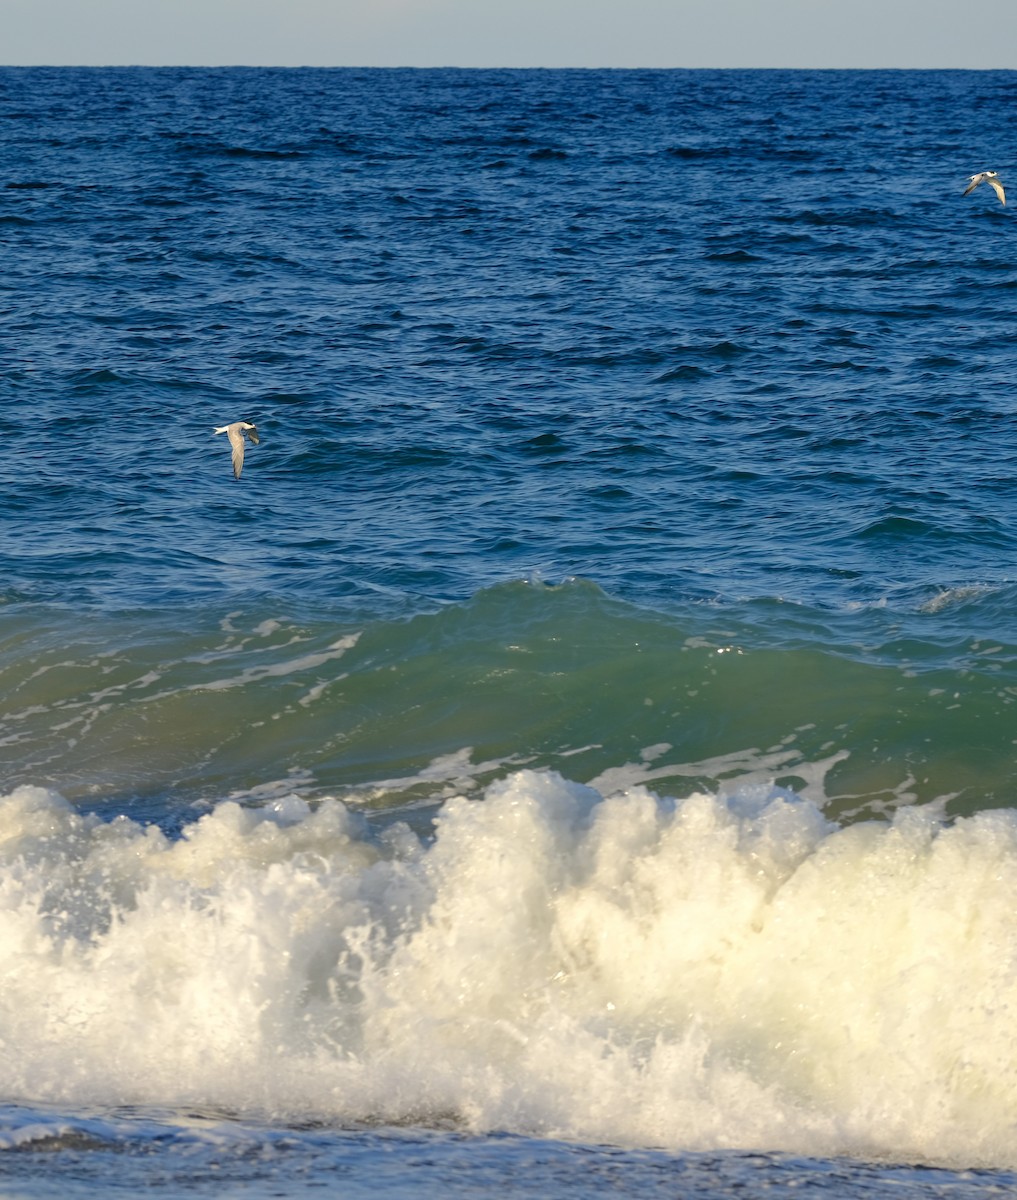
[{"x1": 3, "y1": 0, "x2": 1016, "y2": 68}]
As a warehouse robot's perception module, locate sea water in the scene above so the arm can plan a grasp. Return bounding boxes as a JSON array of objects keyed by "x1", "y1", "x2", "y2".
[{"x1": 2, "y1": 66, "x2": 1017, "y2": 1197}]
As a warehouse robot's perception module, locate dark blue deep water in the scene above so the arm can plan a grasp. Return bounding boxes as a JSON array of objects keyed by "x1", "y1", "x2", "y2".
[{"x1": 2, "y1": 67, "x2": 1017, "y2": 1198}]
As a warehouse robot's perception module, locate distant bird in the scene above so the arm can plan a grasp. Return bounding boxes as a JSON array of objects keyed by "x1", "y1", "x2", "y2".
[
  {"x1": 963, "y1": 170, "x2": 1005, "y2": 206},
  {"x1": 214, "y1": 421, "x2": 260, "y2": 479}
]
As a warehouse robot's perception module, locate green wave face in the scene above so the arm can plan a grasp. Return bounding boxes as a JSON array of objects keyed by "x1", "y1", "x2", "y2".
[{"x1": 3, "y1": 580, "x2": 1014, "y2": 824}]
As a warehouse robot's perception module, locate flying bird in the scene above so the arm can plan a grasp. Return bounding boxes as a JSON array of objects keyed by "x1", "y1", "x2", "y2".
[
  {"x1": 963, "y1": 171, "x2": 1005, "y2": 206},
  {"x1": 214, "y1": 421, "x2": 260, "y2": 479}
]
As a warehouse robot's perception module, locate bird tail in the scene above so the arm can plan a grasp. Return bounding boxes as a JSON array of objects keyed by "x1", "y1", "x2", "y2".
[{"x1": 214, "y1": 426, "x2": 228, "y2": 434}]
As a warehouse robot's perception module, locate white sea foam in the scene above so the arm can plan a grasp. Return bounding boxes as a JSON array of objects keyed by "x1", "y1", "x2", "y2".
[
  {"x1": 187, "y1": 633, "x2": 362, "y2": 694},
  {"x1": 346, "y1": 747, "x2": 534, "y2": 805},
  {"x1": 586, "y1": 742, "x2": 848, "y2": 807},
  {"x1": 2, "y1": 775, "x2": 1017, "y2": 1169}
]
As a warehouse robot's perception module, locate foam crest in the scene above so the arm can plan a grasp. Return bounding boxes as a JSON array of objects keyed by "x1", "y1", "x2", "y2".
[{"x1": 2, "y1": 776, "x2": 1017, "y2": 1168}]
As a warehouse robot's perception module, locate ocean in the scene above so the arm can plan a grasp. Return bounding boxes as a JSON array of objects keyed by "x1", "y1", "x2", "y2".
[{"x1": 2, "y1": 65, "x2": 1017, "y2": 1198}]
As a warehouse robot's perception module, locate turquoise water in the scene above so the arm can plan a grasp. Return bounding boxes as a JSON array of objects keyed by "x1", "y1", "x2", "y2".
[{"x1": 2, "y1": 66, "x2": 1017, "y2": 1196}]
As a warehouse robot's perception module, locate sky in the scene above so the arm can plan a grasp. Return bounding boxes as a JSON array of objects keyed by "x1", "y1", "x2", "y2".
[{"x1": 2, "y1": 0, "x2": 1016, "y2": 69}]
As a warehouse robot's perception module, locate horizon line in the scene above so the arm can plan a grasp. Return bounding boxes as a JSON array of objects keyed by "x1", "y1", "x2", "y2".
[{"x1": 2, "y1": 63, "x2": 1015, "y2": 71}]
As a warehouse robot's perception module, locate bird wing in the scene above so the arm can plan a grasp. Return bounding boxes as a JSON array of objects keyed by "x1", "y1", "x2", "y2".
[
  {"x1": 246, "y1": 427, "x2": 260, "y2": 445},
  {"x1": 228, "y1": 428, "x2": 246, "y2": 479},
  {"x1": 963, "y1": 176, "x2": 982, "y2": 196},
  {"x1": 989, "y1": 178, "x2": 1006, "y2": 205}
]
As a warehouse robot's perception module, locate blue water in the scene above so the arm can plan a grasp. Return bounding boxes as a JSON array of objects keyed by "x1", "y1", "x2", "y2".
[{"x1": 2, "y1": 66, "x2": 1017, "y2": 1197}]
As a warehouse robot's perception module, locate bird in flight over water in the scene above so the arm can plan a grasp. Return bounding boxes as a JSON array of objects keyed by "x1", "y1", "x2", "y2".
[
  {"x1": 214, "y1": 421, "x2": 260, "y2": 479},
  {"x1": 963, "y1": 171, "x2": 1006, "y2": 205}
]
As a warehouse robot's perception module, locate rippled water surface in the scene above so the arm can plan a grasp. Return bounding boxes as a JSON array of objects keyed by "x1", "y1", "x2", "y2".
[{"x1": 2, "y1": 67, "x2": 1017, "y2": 1198}]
